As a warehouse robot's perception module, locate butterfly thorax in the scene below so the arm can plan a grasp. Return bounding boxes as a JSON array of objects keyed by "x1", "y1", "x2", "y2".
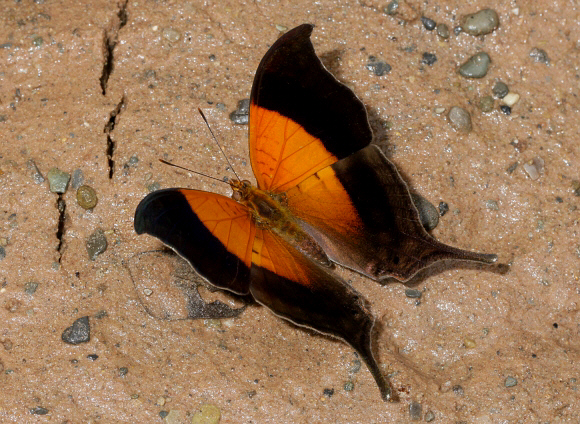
[{"x1": 230, "y1": 179, "x2": 331, "y2": 267}]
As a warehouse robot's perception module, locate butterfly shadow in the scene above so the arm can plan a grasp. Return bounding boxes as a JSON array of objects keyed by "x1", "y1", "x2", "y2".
[{"x1": 126, "y1": 248, "x2": 250, "y2": 321}]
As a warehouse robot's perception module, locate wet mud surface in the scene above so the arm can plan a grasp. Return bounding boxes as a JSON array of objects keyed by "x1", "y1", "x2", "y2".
[{"x1": 1, "y1": 1, "x2": 579, "y2": 422}]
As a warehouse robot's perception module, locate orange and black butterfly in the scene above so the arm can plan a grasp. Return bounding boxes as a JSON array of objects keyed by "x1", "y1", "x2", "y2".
[{"x1": 134, "y1": 24, "x2": 497, "y2": 402}]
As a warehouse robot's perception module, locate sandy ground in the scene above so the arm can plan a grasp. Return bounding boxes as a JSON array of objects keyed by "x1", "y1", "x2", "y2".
[{"x1": 1, "y1": 0, "x2": 579, "y2": 422}]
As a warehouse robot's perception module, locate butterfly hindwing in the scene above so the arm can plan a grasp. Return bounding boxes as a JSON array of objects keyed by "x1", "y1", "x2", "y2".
[
  {"x1": 285, "y1": 145, "x2": 498, "y2": 281},
  {"x1": 134, "y1": 189, "x2": 254, "y2": 295},
  {"x1": 249, "y1": 24, "x2": 372, "y2": 192},
  {"x1": 249, "y1": 228, "x2": 395, "y2": 401}
]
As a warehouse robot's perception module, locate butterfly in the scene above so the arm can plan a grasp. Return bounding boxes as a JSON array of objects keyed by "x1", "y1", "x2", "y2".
[{"x1": 134, "y1": 24, "x2": 497, "y2": 402}]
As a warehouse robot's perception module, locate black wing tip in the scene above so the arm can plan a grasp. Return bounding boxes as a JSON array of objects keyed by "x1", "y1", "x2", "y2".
[
  {"x1": 134, "y1": 188, "x2": 184, "y2": 235},
  {"x1": 281, "y1": 23, "x2": 314, "y2": 38}
]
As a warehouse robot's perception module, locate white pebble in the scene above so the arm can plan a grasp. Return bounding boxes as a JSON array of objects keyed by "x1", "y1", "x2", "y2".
[
  {"x1": 502, "y1": 92, "x2": 520, "y2": 107},
  {"x1": 523, "y1": 157, "x2": 544, "y2": 180}
]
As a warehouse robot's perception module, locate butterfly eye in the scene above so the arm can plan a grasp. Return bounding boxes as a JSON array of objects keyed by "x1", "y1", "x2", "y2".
[
  {"x1": 232, "y1": 190, "x2": 242, "y2": 201},
  {"x1": 241, "y1": 179, "x2": 252, "y2": 188}
]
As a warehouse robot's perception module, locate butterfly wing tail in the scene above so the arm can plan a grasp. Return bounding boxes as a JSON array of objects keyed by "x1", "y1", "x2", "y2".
[{"x1": 250, "y1": 230, "x2": 396, "y2": 401}]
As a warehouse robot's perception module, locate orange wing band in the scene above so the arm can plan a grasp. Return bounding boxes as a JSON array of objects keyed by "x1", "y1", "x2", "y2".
[{"x1": 249, "y1": 104, "x2": 338, "y2": 193}]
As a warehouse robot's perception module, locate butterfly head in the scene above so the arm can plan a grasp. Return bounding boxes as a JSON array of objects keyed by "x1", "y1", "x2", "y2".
[{"x1": 230, "y1": 179, "x2": 254, "y2": 202}]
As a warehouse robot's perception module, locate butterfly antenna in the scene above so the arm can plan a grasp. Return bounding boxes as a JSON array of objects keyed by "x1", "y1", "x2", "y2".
[
  {"x1": 158, "y1": 159, "x2": 229, "y2": 185},
  {"x1": 198, "y1": 108, "x2": 241, "y2": 181}
]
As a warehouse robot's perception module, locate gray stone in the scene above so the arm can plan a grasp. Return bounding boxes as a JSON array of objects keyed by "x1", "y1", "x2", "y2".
[
  {"x1": 462, "y1": 9, "x2": 499, "y2": 36},
  {"x1": 479, "y1": 95, "x2": 494, "y2": 113},
  {"x1": 492, "y1": 81, "x2": 509, "y2": 98},
  {"x1": 436, "y1": 23, "x2": 450, "y2": 39},
  {"x1": 86, "y1": 228, "x2": 107, "y2": 260},
  {"x1": 47, "y1": 168, "x2": 71, "y2": 193},
  {"x1": 411, "y1": 193, "x2": 439, "y2": 231},
  {"x1": 62, "y1": 316, "x2": 90, "y2": 344},
  {"x1": 448, "y1": 106, "x2": 472, "y2": 132},
  {"x1": 529, "y1": 47, "x2": 550, "y2": 65},
  {"x1": 409, "y1": 401, "x2": 422, "y2": 420},
  {"x1": 459, "y1": 52, "x2": 491, "y2": 78}
]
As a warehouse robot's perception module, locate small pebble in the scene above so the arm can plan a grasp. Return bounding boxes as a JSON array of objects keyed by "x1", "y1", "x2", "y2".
[
  {"x1": 323, "y1": 388, "x2": 335, "y2": 398},
  {"x1": 448, "y1": 106, "x2": 472, "y2": 132},
  {"x1": 192, "y1": 404, "x2": 221, "y2": 424},
  {"x1": 162, "y1": 28, "x2": 181, "y2": 42},
  {"x1": 229, "y1": 99, "x2": 250, "y2": 125},
  {"x1": 119, "y1": 367, "x2": 129, "y2": 376},
  {"x1": 27, "y1": 160, "x2": 45, "y2": 184},
  {"x1": 29, "y1": 407, "x2": 49, "y2": 415},
  {"x1": 506, "y1": 162, "x2": 519, "y2": 174},
  {"x1": 366, "y1": 57, "x2": 392, "y2": 76},
  {"x1": 86, "y1": 228, "x2": 107, "y2": 260},
  {"x1": 459, "y1": 52, "x2": 491, "y2": 78},
  {"x1": 127, "y1": 155, "x2": 139, "y2": 166},
  {"x1": 502, "y1": 92, "x2": 520, "y2": 107},
  {"x1": 438, "y1": 201, "x2": 449, "y2": 216},
  {"x1": 464, "y1": 338, "x2": 476, "y2": 348},
  {"x1": 349, "y1": 359, "x2": 362, "y2": 373},
  {"x1": 453, "y1": 25, "x2": 462, "y2": 36},
  {"x1": 164, "y1": 409, "x2": 182, "y2": 424},
  {"x1": 24, "y1": 282, "x2": 38, "y2": 295},
  {"x1": 453, "y1": 385, "x2": 464, "y2": 396},
  {"x1": 572, "y1": 180, "x2": 580, "y2": 197},
  {"x1": 409, "y1": 401, "x2": 422, "y2": 420},
  {"x1": 529, "y1": 47, "x2": 550, "y2": 65},
  {"x1": 411, "y1": 193, "x2": 439, "y2": 231},
  {"x1": 462, "y1": 9, "x2": 500, "y2": 36},
  {"x1": 87, "y1": 354, "x2": 98, "y2": 361},
  {"x1": 62, "y1": 316, "x2": 90, "y2": 345},
  {"x1": 523, "y1": 157, "x2": 544, "y2": 180},
  {"x1": 492, "y1": 81, "x2": 509, "y2": 98},
  {"x1": 47, "y1": 168, "x2": 71, "y2": 193},
  {"x1": 479, "y1": 95, "x2": 494, "y2": 113},
  {"x1": 0, "y1": 246, "x2": 5, "y2": 261},
  {"x1": 434, "y1": 107, "x2": 446, "y2": 115},
  {"x1": 77, "y1": 185, "x2": 98, "y2": 209},
  {"x1": 33, "y1": 36, "x2": 44, "y2": 47},
  {"x1": 421, "y1": 52, "x2": 437, "y2": 66},
  {"x1": 436, "y1": 23, "x2": 450, "y2": 39},
  {"x1": 71, "y1": 169, "x2": 84, "y2": 189},
  {"x1": 344, "y1": 381, "x2": 354, "y2": 391},
  {"x1": 425, "y1": 411, "x2": 436, "y2": 422},
  {"x1": 421, "y1": 17, "x2": 436, "y2": 31},
  {"x1": 500, "y1": 105, "x2": 511, "y2": 115},
  {"x1": 405, "y1": 289, "x2": 422, "y2": 299},
  {"x1": 486, "y1": 200, "x2": 499, "y2": 211},
  {"x1": 505, "y1": 376, "x2": 517, "y2": 387},
  {"x1": 384, "y1": 0, "x2": 399, "y2": 15},
  {"x1": 146, "y1": 181, "x2": 161, "y2": 192}
]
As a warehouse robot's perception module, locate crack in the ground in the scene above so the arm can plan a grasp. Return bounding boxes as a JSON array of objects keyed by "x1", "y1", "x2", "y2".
[
  {"x1": 105, "y1": 96, "x2": 125, "y2": 179},
  {"x1": 100, "y1": 0, "x2": 128, "y2": 95},
  {"x1": 56, "y1": 194, "x2": 66, "y2": 262}
]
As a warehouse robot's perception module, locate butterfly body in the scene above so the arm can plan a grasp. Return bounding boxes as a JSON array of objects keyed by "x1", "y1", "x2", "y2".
[
  {"x1": 230, "y1": 179, "x2": 330, "y2": 267},
  {"x1": 135, "y1": 24, "x2": 498, "y2": 403}
]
